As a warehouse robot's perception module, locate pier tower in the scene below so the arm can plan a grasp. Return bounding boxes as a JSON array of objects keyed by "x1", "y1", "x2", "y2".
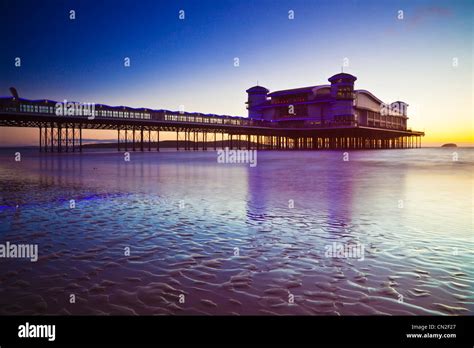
[
  {"x1": 328, "y1": 73, "x2": 357, "y2": 125},
  {"x1": 246, "y1": 85, "x2": 269, "y2": 120}
]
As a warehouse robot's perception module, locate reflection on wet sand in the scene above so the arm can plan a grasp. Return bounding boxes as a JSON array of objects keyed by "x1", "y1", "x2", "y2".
[{"x1": 0, "y1": 149, "x2": 472, "y2": 315}]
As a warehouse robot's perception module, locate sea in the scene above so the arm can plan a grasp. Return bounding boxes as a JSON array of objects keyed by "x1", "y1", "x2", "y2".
[{"x1": 0, "y1": 148, "x2": 472, "y2": 315}]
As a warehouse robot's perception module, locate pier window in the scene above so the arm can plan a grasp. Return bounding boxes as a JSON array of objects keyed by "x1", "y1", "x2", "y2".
[
  {"x1": 336, "y1": 86, "x2": 354, "y2": 100},
  {"x1": 39, "y1": 106, "x2": 49, "y2": 113},
  {"x1": 272, "y1": 93, "x2": 307, "y2": 105}
]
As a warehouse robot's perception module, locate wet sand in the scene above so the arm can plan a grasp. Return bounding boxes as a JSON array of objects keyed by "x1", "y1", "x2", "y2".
[{"x1": 0, "y1": 148, "x2": 472, "y2": 315}]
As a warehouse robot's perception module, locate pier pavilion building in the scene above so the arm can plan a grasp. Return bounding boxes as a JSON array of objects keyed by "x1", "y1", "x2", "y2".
[{"x1": 247, "y1": 73, "x2": 409, "y2": 131}]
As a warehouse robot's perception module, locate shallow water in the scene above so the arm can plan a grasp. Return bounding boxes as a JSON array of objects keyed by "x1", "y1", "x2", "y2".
[{"x1": 0, "y1": 148, "x2": 472, "y2": 315}]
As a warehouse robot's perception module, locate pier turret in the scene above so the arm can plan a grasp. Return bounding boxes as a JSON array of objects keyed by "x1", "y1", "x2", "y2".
[
  {"x1": 246, "y1": 85, "x2": 269, "y2": 120},
  {"x1": 328, "y1": 73, "x2": 357, "y2": 124}
]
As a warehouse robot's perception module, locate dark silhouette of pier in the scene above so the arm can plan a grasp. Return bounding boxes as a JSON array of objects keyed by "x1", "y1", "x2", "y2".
[{"x1": 0, "y1": 93, "x2": 424, "y2": 152}]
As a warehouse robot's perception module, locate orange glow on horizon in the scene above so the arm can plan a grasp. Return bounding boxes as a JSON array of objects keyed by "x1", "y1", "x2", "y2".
[{"x1": 1, "y1": 127, "x2": 473, "y2": 148}]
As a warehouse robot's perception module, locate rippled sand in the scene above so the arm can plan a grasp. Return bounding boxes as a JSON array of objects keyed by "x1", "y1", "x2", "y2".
[{"x1": 0, "y1": 148, "x2": 473, "y2": 315}]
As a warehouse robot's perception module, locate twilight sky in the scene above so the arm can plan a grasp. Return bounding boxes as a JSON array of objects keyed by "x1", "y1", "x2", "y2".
[{"x1": 0, "y1": 0, "x2": 472, "y2": 146}]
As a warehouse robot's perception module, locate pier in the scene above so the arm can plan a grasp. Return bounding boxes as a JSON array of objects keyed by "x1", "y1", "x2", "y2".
[{"x1": 0, "y1": 96, "x2": 423, "y2": 152}]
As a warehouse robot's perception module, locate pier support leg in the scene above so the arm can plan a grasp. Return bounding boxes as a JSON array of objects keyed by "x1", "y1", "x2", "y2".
[
  {"x1": 65, "y1": 125, "x2": 68, "y2": 152},
  {"x1": 57, "y1": 125, "x2": 62, "y2": 152},
  {"x1": 42, "y1": 126, "x2": 47, "y2": 152},
  {"x1": 133, "y1": 127, "x2": 136, "y2": 151},
  {"x1": 124, "y1": 130, "x2": 128, "y2": 151},
  {"x1": 72, "y1": 125, "x2": 75, "y2": 152},
  {"x1": 39, "y1": 126, "x2": 42, "y2": 152},
  {"x1": 157, "y1": 130, "x2": 160, "y2": 151},
  {"x1": 50, "y1": 125, "x2": 54, "y2": 152}
]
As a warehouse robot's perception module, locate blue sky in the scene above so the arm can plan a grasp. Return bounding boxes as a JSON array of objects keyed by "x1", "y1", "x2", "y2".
[{"x1": 0, "y1": 0, "x2": 473, "y2": 145}]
